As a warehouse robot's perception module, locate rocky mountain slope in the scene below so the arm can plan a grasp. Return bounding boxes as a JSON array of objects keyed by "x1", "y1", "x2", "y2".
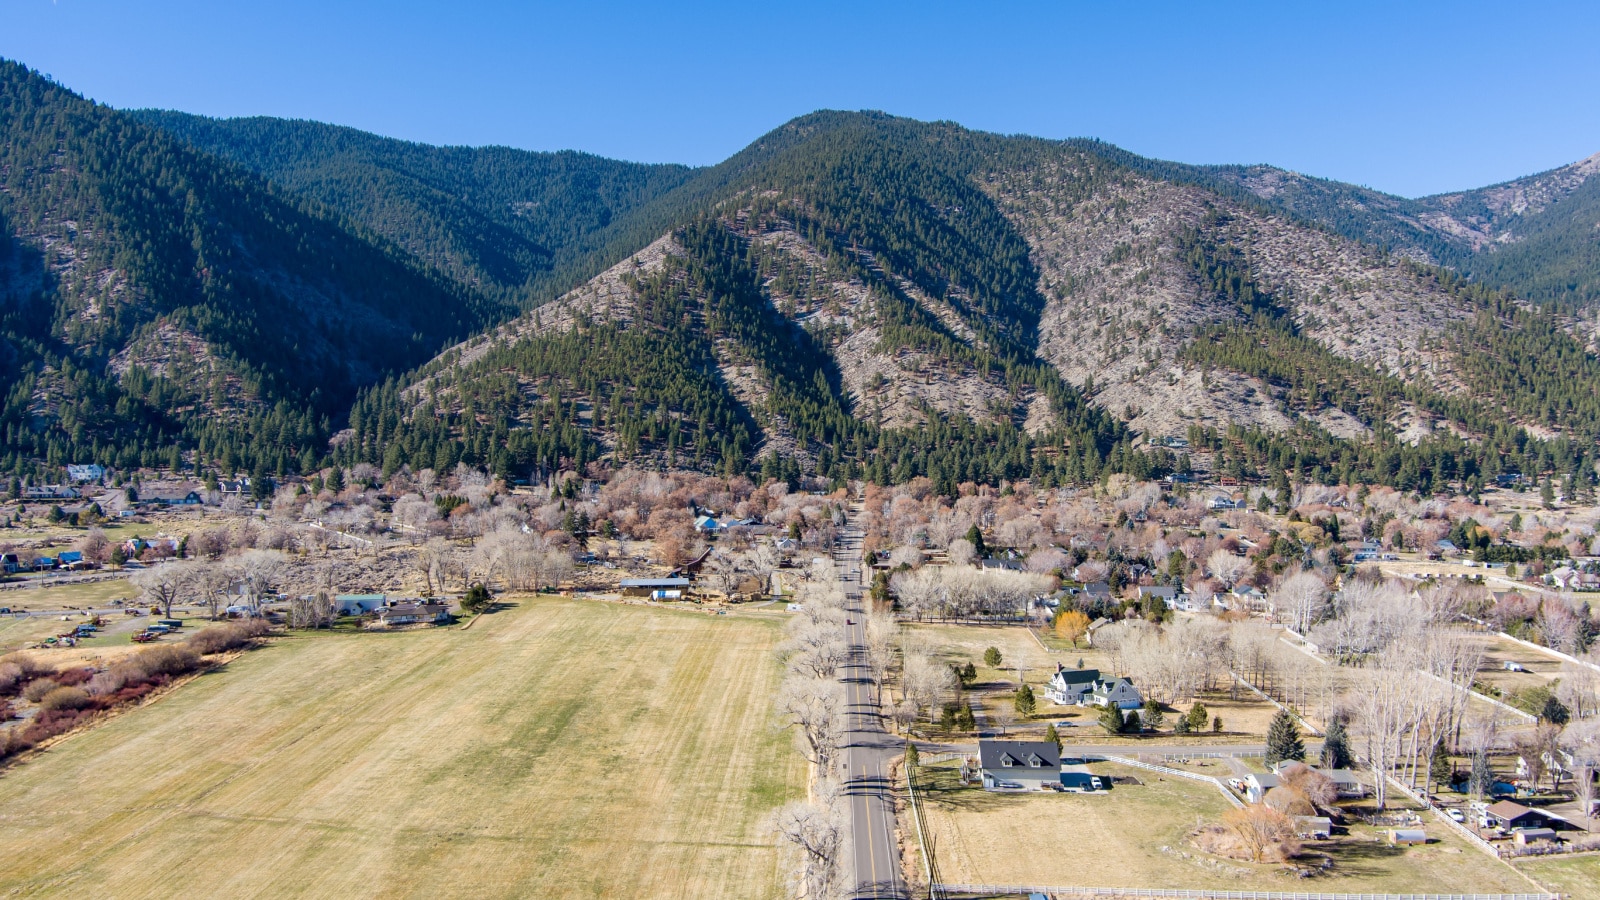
[
  {"x1": 352, "y1": 113, "x2": 1599, "y2": 493},
  {"x1": 1124, "y1": 148, "x2": 1600, "y2": 309},
  {"x1": 6, "y1": 56, "x2": 1600, "y2": 491}
]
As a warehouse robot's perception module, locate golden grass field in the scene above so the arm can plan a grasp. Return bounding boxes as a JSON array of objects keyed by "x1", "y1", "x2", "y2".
[
  {"x1": 904, "y1": 622, "x2": 1287, "y2": 742},
  {"x1": 915, "y1": 762, "x2": 1537, "y2": 893},
  {"x1": 1513, "y1": 853, "x2": 1600, "y2": 897},
  {"x1": 0, "y1": 596, "x2": 804, "y2": 899}
]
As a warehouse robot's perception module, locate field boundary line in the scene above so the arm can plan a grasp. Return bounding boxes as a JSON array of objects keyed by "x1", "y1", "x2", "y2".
[
  {"x1": 1228, "y1": 670, "x2": 1323, "y2": 736},
  {"x1": 933, "y1": 884, "x2": 1560, "y2": 899},
  {"x1": 903, "y1": 761, "x2": 939, "y2": 895},
  {"x1": 1416, "y1": 668, "x2": 1535, "y2": 724}
]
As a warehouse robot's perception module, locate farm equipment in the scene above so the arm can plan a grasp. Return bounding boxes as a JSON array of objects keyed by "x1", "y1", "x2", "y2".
[{"x1": 131, "y1": 632, "x2": 158, "y2": 643}]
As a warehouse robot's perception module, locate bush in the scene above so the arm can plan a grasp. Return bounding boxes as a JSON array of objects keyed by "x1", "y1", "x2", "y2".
[
  {"x1": 21, "y1": 708, "x2": 90, "y2": 744},
  {"x1": 86, "y1": 668, "x2": 129, "y2": 697},
  {"x1": 134, "y1": 645, "x2": 200, "y2": 678},
  {"x1": 0, "y1": 728, "x2": 34, "y2": 760},
  {"x1": 0, "y1": 654, "x2": 47, "y2": 696},
  {"x1": 53, "y1": 667, "x2": 94, "y2": 688},
  {"x1": 37, "y1": 686, "x2": 92, "y2": 713},
  {"x1": 186, "y1": 620, "x2": 270, "y2": 655},
  {"x1": 22, "y1": 678, "x2": 61, "y2": 703},
  {"x1": 0, "y1": 652, "x2": 46, "y2": 679},
  {"x1": 0, "y1": 663, "x2": 24, "y2": 696}
]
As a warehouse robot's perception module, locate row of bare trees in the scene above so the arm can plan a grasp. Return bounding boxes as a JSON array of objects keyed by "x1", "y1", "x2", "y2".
[
  {"x1": 129, "y1": 551, "x2": 286, "y2": 621},
  {"x1": 889, "y1": 566, "x2": 1053, "y2": 623},
  {"x1": 772, "y1": 560, "x2": 854, "y2": 899}
]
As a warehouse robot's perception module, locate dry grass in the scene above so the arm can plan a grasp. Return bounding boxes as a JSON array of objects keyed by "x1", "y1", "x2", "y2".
[
  {"x1": 904, "y1": 623, "x2": 1285, "y2": 742},
  {"x1": 916, "y1": 761, "x2": 1533, "y2": 893},
  {"x1": 0, "y1": 596, "x2": 803, "y2": 899},
  {"x1": 1513, "y1": 853, "x2": 1600, "y2": 897},
  {"x1": 0, "y1": 578, "x2": 135, "y2": 613}
]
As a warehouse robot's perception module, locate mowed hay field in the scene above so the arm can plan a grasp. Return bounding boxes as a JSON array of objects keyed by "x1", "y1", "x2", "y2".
[{"x1": 0, "y1": 597, "x2": 804, "y2": 899}]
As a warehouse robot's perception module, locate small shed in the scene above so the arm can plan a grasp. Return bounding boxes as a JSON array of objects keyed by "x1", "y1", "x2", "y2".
[
  {"x1": 1513, "y1": 827, "x2": 1558, "y2": 846},
  {"x1": 1389, "y1": 829, "x2": 1427, "y2": 845}
]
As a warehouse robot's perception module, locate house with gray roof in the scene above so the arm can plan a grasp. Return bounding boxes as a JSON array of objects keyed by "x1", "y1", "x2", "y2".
[
  {"x1": 1091, "y1": 676, "x2": 1143, "y2": 710},
  {"x1": 977, "y1": 740, "x2": 1061, "y2": 791},
  {"x1": 1045, "y1": 664, "x2": 1101, "y2": 705}
]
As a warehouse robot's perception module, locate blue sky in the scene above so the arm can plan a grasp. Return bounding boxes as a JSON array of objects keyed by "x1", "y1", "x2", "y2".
[{"x1": 4, "y1": 1, "x2": 1597, "y2": 197}]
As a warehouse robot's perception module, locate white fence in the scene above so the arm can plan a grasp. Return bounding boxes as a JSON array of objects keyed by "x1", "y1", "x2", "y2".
[
  {"x1": 1100, "y1": 754, "x2": 1243, "y2": 809},
  {"x1": 934, "y1": 885, "x2": 1558, "y2": 900}
]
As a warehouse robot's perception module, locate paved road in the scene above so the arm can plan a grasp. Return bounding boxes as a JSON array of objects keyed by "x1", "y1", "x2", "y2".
[{"x1": 834, "y1": 504, "x2": 907, "y2": 900}]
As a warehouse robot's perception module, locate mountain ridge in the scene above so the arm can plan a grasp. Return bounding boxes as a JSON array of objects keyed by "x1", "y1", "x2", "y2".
[{"x1": 5, "y1": 59, "x2": 1600, "y2": 494}]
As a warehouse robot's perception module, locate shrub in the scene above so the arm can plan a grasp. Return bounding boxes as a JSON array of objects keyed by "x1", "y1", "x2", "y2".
[
  {"x1": 53, "y1": 667, "x2": 94, "y2": 688},
  {"x1": 186, "y1": 620, "x2": 270, "y2": 655},
  {"x1": 0, "y1": 663, "x2": 24, "y2": 696},
  {"x1": 0, "y1": 728, "x2": 34, "y2": 760},
  {"x1": 21, "y1": 708, "x2": 90, "y2": 744},
  {"x1": 37, "y1": 686, "x2": 92, "y2": 713},
  {"x1": 134, "y1": 645, "x2": 200, "y2": 678},
  {"x1": 0, "y1": 654, "x2": 47, "y2": 696},
  {"x1": 86, "y1": 668, "x2": 129, "y2": 697},
  {"x1": 0, "y1": 652, "x2": 46, "y2": 679},
  {"x1": 22, "y1": 678, "x2": 61, "y2": 703}
]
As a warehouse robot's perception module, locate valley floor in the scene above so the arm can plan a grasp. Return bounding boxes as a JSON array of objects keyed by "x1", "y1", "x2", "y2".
[{"x1": 0, "y1": 597, "x2": 802, "y2": 899}]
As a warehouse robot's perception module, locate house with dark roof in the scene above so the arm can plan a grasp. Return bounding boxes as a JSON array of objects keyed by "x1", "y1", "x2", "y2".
[
  {"x1": 1045, "y1": 664, "x2": 1101, "y2": 705},
  {"x1": 142, "y1": 488, "x2": 202, "y2": 507},
  {"x1": 1044, "y1": 663, "x2": 1142, "y2": 709},
  {"x1": 1484, "y1": 800, "x2": 1565, "y2": 831},
  {"x1": 978, "y1": 740, "x2": 1061, "y2": 791},
  {"x1": 620, "y1": 577, "x2": 691, "y2": 597},
  {"x1": 375, "y1": 600, "x2": 450, "y2": 627}
]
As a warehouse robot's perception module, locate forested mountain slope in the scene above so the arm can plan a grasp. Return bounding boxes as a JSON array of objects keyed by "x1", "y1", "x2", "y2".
[
  {"x1": 0, "y1": 61, "x2": 511, "y2": 475},
  {"x1": 7, "y1": 58, "x2": 1600, "y2": 496},
  {"x1": 131, "y1": 110, "x2": 699, "y2": 305},
  {"x1": 347, "y1": 112, "x2": 1600, "y2": 495}
]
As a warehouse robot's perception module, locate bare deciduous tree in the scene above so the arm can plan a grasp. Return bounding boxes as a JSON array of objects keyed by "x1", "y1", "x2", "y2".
[{"x1": 131, "y1": 561, "x2": 190, "y2": 618}]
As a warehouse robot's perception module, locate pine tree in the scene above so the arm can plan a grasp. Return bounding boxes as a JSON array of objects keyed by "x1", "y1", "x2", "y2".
[
  {"x1": 1142, "y1": 700, "x2": 1165, "y2": 731},
  {"x1": 1044, "y1": 722, "x2": 1061, "y2": 751},
  {"x1": 1265, "y1": 711, "x2": 1306, "y2": 767},
  {"x1": 964, "y1": 524, "x2": 987, "y2": 558},
  {"x1": 984, "y1": 646, "x2": 1002, "y2": 668},
  {"x1": 1098, "y1": 702, "x2": 1124, "y2": 734},
  {"x1": 1429, "y1": 742, "x2": 1453, "y2": 791},
  {"x1": 1186, "y1": 703, "x2": 1209, "y2": 732},
  {"x1": 1320, "y1": 720, "x2": 1352, "y2": 769},
  {"x1": 1014, "y1": 684, "x2": 1036, "y2": 718},
  {"x1": 1121, "y1": 709, "x2": 1142, "y2": 734}
]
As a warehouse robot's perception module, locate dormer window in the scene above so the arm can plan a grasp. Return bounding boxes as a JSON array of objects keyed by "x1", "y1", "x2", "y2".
[
  {"x1": 1001, "y1": 756, "x2": 1013, "y2": 767},
  {"x1": 1028, "y1": 755, "x2": 1041, "y2": 767}
]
